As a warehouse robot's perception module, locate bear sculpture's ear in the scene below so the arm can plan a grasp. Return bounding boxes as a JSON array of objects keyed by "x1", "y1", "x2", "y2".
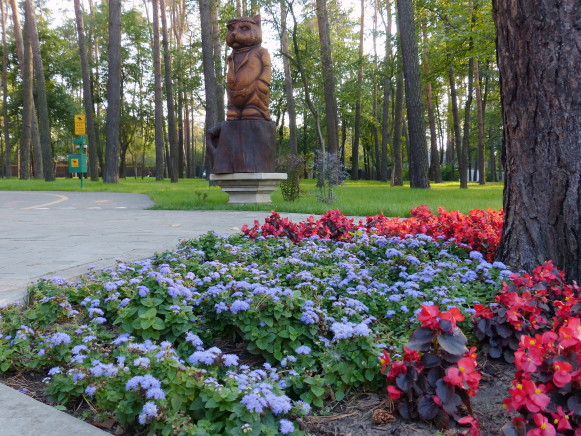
[{"x1": 253, "y1": 14, "x2": 261, "y2": 26}]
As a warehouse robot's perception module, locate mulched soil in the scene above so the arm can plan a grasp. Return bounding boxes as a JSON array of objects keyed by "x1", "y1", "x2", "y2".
[{"x1": 1, "y1": 359, "x2": 516, "y2": 435}]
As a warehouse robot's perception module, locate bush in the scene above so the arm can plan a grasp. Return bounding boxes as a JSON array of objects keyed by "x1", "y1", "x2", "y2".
[
  {"x1": 276, "y1": 155, "x2": 305, "y2": 202},
  {"x1": 380, "y1": 305, "x2": 481, "y2": 435}
]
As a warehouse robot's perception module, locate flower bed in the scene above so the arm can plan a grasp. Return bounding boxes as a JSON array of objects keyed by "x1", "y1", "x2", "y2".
[
  {"x1": 1, "y1": 207, "x2": 579, "y2": 435},
  {"x1": 0, "y1": 211, "x2": 508, "y2": 435}
]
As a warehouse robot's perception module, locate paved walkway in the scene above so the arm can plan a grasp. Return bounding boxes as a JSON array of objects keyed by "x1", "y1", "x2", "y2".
[{"x1": 0, "y1": 191, "x2": 318, "y2": 435}]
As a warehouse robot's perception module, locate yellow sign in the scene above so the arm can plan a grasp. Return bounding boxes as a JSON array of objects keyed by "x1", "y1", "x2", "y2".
[
  {"x1": 71, "y1": 158, "x2": 79, "y2": 168},
  {"x1": 74, "y1": 114, "x2": 86, "y2": 135}
]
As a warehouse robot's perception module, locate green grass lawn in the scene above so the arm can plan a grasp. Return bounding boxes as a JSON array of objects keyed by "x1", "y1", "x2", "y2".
[{"x1": 0, "y1": 177, "x2": 503, "y2": 217}]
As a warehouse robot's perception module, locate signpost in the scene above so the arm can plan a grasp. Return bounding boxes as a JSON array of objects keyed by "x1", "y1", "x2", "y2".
[{"x1": 70, "y1": 115, "x2": 87, "y2": 188}]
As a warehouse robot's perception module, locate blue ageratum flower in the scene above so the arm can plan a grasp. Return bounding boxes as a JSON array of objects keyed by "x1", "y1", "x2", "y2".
[
  {"x1": 138, "y1": 401, "x2": 158, "y2": 425},
  {"x1": 48, "y1": 332, "x2": 72, "y2": 346},
  {"x1": 279, "y1": 419, "x2": 294, "y2": 434},
  {"x1": 294, "y1": 345, "x2": 312, "y2": 355}
]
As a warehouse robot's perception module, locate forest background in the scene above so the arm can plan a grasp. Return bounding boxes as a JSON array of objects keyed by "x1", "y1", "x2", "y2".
[{"x1": 0, "y1": 0, "x2": 499, "y2": 189}]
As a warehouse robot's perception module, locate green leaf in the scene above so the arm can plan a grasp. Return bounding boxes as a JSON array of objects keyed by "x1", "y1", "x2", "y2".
[
  {"x1": 152, "y1": 317, "x2": 166, "y2": 330},
  {"x1": 310, "y1": 386, "x2": 325, "y2": 397}
]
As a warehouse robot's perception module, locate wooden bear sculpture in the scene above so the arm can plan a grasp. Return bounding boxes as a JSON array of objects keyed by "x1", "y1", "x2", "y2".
[{"x1": 225, "y1": 15, "x2": 272, "y2": 121}]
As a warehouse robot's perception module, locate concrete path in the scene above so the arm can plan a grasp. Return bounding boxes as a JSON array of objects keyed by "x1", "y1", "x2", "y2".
[{"x1": 0, "y1": 191, "x2": 320, "y2": 435}]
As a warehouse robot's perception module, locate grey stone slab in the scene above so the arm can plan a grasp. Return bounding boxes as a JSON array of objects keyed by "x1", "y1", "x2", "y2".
[{"x1": 0, "y1": 383, "x2": 108, "y2": 435}]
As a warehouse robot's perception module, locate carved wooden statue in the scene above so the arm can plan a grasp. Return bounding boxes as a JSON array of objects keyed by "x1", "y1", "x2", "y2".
[{"x1": 225, "y1": 15, "x2": 272, "y2": 121}]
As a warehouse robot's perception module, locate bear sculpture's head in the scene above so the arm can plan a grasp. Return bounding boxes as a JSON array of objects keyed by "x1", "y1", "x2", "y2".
[{"x1": 226, "y1": 15, "x2": 262, "y2": 49}]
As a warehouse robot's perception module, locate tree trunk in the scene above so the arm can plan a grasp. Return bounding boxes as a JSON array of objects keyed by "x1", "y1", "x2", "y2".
[
  {"x1": 288, "y1": 5, "x2": 325, "y2": 150},
  {"x1": 210, "y1": 0, "x2": 224, "y2": 123},
  {"x1": 26, "y1": 0, "x2": 53, "y2": 181},
  {"x1": 315, "y1": 0, "x2": 339, "y2": 155},
  {"x1": 74, "y1": 0, "x2": 99, "y2": 180},
  {"x1": 151, "y1": 0, "x2": 164, "y2": 181},
  {"x1": 379, "y1": 0, "x2": 392, "y2": 183},
  {"x1": 351, "y1": 0, "x2": 364, "y2": 180},
  {"x1": 199, "y1": 0, "x2": 218, "y2": 177},
  {"x1": 474, "y1": 59, "x2": 486, "y2": 185},
  {"x1": 279, "y1": 0, "x2": 297, "y2": 155},
  {"x1": 159, "y1": 0, "x2": 178, "y2": 183},
  {"x1": 459, "y1": 59, "x2": 474, "y2": 189},
  {"x1": 396, "y1": 0, "x2": 429, "y2": 188},
  {"x1": 448, "y1": 68, "x2": 462, "y2": 182},
  {"x1": 103, "y1": 0, "x2": 121, "y2": 183},
  {"x1": 422, "y1": 23, "x2": 441, "y2": 183},
  {"x1": 19, "y1": 11, "x2": 33, "y2": 179},
  {"x1": 494, "y1": 0, "x2": 581, "y2": 282},
  {"x1": 391, "y1": 63, "x2": 404, "y2": 186},
  {"x1": 1, "y1": 0, "x2": 10, "y2": 177}
]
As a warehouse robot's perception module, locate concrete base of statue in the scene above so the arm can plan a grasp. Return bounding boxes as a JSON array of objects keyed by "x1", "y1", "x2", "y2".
[{"x1": 210, "y1": 172, "x2": 287, "y2": 204}]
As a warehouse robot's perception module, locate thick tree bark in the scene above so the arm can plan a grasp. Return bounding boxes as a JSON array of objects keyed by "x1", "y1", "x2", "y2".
[
  {"x1": 25, "y1": 0, "x2": 53, "y2": 181},
  {"x1": 279, "y1": 0, "x2": 297, "y2": 155},
  {"x1": 1, "y1": 0, "x2": 10, "y2": 177},
  {"x1": 391, "y1": 64, "x2": 404, "y2": 186},
  {"x1": 159, "y1": 0, "x2": 178, "y2": 183},
  {"x1": 315, "y1": 0, "x2": 339, "y2": 156},
  {"x1": 199, "y1": 0, "x2": 218, "y2": 177},
  {"x1": 74, "y1": 0, "x2": 99, "y2": 180},
  {"x1": 396, "y1": 0, "x2": 429, "y2": 188},
  {"x1": 494, "y1": 0, "x2": 581, "y2": 282},
  {"x1": 351, "y1": 0, "x2": 364, "y2": 180},
  {"x1": 104, "y1": 0, "x2": 121, "y2": 183}
]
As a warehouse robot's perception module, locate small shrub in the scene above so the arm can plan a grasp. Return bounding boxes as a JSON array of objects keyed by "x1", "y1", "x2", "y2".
[
  {"x1": 380, "y1": 305, "x2": 481, "y2": 434},
  {"x1": 500, "y1": 316, "x2": 581, "y2": 435},
  {"x1": 276, "y1": 154, "x2": 305, "y2": 202},
  {"x1": 313, "y1": 151, "x2": 346, "y2": 204},
  {"x1": 473, "y1": 261, "x2": 581, "y2": 362}
]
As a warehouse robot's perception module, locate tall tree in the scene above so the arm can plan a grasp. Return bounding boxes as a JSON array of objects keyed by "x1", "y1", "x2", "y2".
[
  {"x1": 159, "y1": 0, "x2": 178, "y2": 182},
  {"x1": 104, "y1": 0, "x2": 122, "y2": 183},
  {"x1": 19, "y1": 7, "x2": 33, "y2": 179},
  {"x1": 494, "y1": 0, "x2": 581, "y2": 282},
  {"x1": 391, "y1": 61, "x2": 404, "y2": 186},
  {"x1": 474, "y1": 59, "x2": 486, "y2": 184},
  {"x1": 460, "y1": 58, "x2": 474, "y2": 188},
  {"x1": 210, "y1": 0, "x2": 224, "y2": 123},
  {"x1": 151, "y1": 0, "x2": 164, "y2": 181},
  {"x1": 315, "y1": 0, "x2": 339, "y2": 155},
  {"x1": 279, "y1": 0, "x2": 297, "y2": 155},
  {"x1": 379, "y1": 0, "x2": 393, "y2": 183},
  {"x1": 74, "y1": 0, "x2": 100, "y2": 180},
  {"x1": 199, "y1": 0, "x2": 219, "y2": 176},
  {"x1": 422, "y1": 21, "x2": 441, "y2": 183},
  {"x1": 1, "y1": 0, "x2": 10, "y2": 178},
  {"x1": 351, "y1": 0, "x2": 364, "y2": 180},
  {"x1": 25, "y1": 0, "x2": 53, "y2": 181},
  {"x1": 448, "y1": 67, "x2": 462, "y2": 182},
  {"x1": 395, "y1": 0, "x2": 429, "y2": 188}
]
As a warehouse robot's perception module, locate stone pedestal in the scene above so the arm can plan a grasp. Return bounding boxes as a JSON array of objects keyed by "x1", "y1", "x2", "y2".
[{"x1": 210, "y1": 173, "x2": 287, "y2": 204}]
